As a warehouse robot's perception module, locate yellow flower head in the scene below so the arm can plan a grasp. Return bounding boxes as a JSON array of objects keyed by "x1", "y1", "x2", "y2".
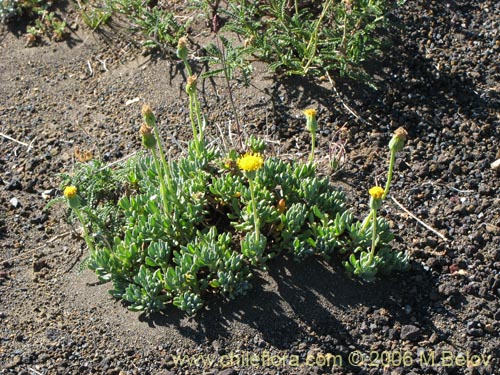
[
  {"x1": 237, "y1": 153, "x2": 264, "y2": 172},
  {"x1": 64, "y1": 186, "x2": 78, "y2": 199},
  {"x1": 303, "y1": 108, "x2": 317, "y2": 118},
  {"x1": 369, "y1": 186, "x2": 384, "y2": 199}
]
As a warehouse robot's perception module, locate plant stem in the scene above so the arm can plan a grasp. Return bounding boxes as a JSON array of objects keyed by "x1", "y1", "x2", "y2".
[
  {"x1": 368, "y1": 208, "x2": 377, "y2": 263},
  {"x1": 360, "y1": 210, "x2": 373, "y2": 232},
  {"x1": 303, "y1": 0, "x2": 333, "y2": 73},
  {"x1": 151, "y1": 148, "x2": 171, "y2": 214},
  {"x1": 192, "y1": 92, "x2": 205, "y2": 144},
  {"x1": 75, "y1": 209, "x2": 95, "y2": 253},
  {"x1": 217, "y1": 37, "x2": 243, "y2": 149},
  {"x1": 248, "y1": 178, "x2": 260, "y2": 240},
  {"x1": 182, "y1": 56, "x2": 192, "y2": 76},
  {"x1": 188, "y1": 93, "x2": 200, "y2": 146},
  {"x1": 149, "y1": 118, "x2": 171, "y2": 182},
  {"x1": 309, "y1": 131, "x2": 316, "y2": 162},
  {"x1": 223, "y1": 61, "x2": 243, "y2": 149},
  {"x1": 383, "y1": 149, "x2": 396, "y2": 199}
]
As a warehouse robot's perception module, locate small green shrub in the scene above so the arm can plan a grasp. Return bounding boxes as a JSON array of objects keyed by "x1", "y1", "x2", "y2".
[
  {"x1": 203, "y1": 0, "x2": 397, "y2": 80},
  {"x1": 59, "y1": 41, "x2": 409, "y2": 315},
  {"x1": 78, "y1": 0, "x2": 112, "y2": 30},
  {"x1": 102, "y1": 0, "x2": 187, "y2": 50},
  {"x1": 0, "y1": 0, "x2": 68, "y2": 44}
]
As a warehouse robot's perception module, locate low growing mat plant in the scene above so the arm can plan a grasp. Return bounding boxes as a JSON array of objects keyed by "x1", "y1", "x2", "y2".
[{"x1": 59, "y1": 41, "x2": 409, "y2": 315}]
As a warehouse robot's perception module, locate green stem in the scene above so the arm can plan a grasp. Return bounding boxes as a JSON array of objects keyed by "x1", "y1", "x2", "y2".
[
  {"x1": 303, "y1": 0, "x2": 332, "y2": 73},
  {"x1": 182, "y1": 57, "x2": 192, "y2": 76},
  {"x1": 309, "y1": 132, "x2": 316, "y2": 162},
  {"x1": 152, "y1": 149, "x2": 188, "y2": 243},
  {"x1": 188, "y1": 93, "x2": 200, "y2": 146},
  {"x1": 192, "y1": 92, "x2": 204, "y2": 144},
  {"x1": 248, "y1": 178, "x2": 260, "y2": 240},
  {"x1": 75, "y1": 209, "x2": 94, "y2": 253},
  {"x1": 222, "y1": 58, "x2": 243, "y2": 148},
  {"x1": 360, "y1": 210, "x2": 373, "y2": 232},
  {"x1": 151, "y1": 148, "x2": 170, "y2": 214},
  {"x1": 368, "y1": 208, "x2": 377, "y2": 264},
  {"x1": 150, "y1": 119, "x2": 173, "y2": 189},
  {"x1": 383, "y1": 149, "x2": 396, "y2": 199}
]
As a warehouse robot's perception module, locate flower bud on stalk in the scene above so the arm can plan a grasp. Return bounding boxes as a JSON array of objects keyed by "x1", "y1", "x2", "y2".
[
  {"x1": 177, "y1": 37, "x2": 188, "y2": 61},
  {"x1": 141, "y1": 104, "x2": 156, "y2": 127},
  {"x1": 384, "y1": 127, "x2": 408, "y2": 199},
  {"x1": 368, "y1": 186, "x2": 384, "y2": 211},
  {"x1": 139, "y1": 123, "x2": 156, "y2": 150},
  {"x1": 63, "y1": 186, "x2": 94, "y2": 252},
  {"x1": 389, "y1": 127, "x2": 408, "y2": 154},
  {"x1": 186, "y1": 75, "x2": 197, "y2": 95},
  {"x1": 367, "y1": 185, "x2": 385, "y2": 264},
  {"x1": 303, "y1": 108, "x2": 318, "y2": 162},
  {"x1": 303, "y1": 108, "x2": 318, "y2": 133}
]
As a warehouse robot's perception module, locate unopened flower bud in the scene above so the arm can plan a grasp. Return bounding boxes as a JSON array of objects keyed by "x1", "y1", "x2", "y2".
[
  {"x1": 389, "y1": 127, "x2": 408, "y2": 153},
  {"x1": 186, "y1": 75, "x2": 197, "y2": 95},
  {"x1": 139, "y1": 123, "x2": 156, "y2": 149},
  {"x1": 141, "y1": 104, "x2": 156, "y2": 127},
  {"x1": 303, "y1": 108, "x2": 318, "y2": 133},
  {"x1": 277, "y1": 198, "x2": 286, "y2": 214},
  {"x1": 177, "y1": 36, "x2": 188, "y2": 61}
]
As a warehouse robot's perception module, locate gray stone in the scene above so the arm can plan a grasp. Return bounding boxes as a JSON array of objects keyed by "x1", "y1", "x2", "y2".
[{"x1": 400, "y1": 325, "x2": 421, "y2": 342}]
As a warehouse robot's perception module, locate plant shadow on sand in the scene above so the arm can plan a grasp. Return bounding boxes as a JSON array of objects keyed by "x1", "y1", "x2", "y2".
[{"x1": 138, "y1": 255, "x2": 450, "y2": 350}]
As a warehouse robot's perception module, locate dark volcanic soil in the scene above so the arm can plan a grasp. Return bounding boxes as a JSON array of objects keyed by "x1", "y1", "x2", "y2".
[{"x1": 1, "y1": 1, "x2": 499, "y2": 374}]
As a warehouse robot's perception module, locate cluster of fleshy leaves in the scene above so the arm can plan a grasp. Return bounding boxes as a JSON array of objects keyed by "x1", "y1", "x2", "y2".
[{"x1": 61, "y1": 133, "x2": 408, "y2": 315}]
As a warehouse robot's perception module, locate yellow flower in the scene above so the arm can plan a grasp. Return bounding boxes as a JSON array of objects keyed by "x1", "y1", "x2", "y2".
[
  {"x1": 303, "y1": 108, "x2": 317, "y2": 118},
  {"x1": 63, "y1": 186, "x2": 78, "y2": 199},
  {"x1": 237, "y1": 153, "x2": 264, "y2": 172},
  {"x1": 369, "y1": 186, "x2": 384, "y2": 199}
]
